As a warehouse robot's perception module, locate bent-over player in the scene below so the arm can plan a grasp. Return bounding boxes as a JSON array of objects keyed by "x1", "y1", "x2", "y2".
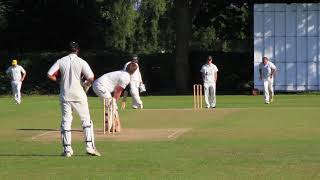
[
  {"x1": 93, "y1": 63, "x2": 138, "y2": 133},
  {"x1": 47, "y1": 41, "x2": 100, "y2": 157},
  {"x1": 6, "y1": 59, "x2": 26, "y2": 104},
  {"x1": 123, "y1": 54, "x2": 145, "y2": 109},
  {"x1": 259, "y1": 57, "x2": 277, "y2": 104}
]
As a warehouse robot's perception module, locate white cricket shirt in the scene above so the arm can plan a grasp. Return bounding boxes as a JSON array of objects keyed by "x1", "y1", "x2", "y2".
[
  {"x1": 47, "y1": 53, "x2": 94, "y2": 102},
  {"x1": 123, "y1": 61, "x2": 142, "y2": 82},
  {"x1": 6, "y1": 65, "x2": 26, "y2": 81},
  {"x1": 259, "y1": 61, "x2": 276, "y2": 80},
  {"x1": 93, "y1": 70, "x2": 130, "y2": 93},
  {"x1": 200, "y1": 63, "x2": 218, "y2": 83}
]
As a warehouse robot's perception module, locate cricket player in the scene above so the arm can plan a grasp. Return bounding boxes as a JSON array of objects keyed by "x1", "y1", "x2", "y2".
[
  {"x1": 259, "y1": 57, "x2": 277, "y2": 104},
  {"x1": 47, "y1": 41, "x2": 100, "y2": 157},
  {"x1": 200, "y1": 56, "x2": 218, "y2": 108},
  {"x1": 6, "y1": 59, "x2": 26, "y2": 104},
  {"x1": 93, "y1": 63, "x2": 138, "y2": 102},
  {"x1": 93, "y1": 63, "x2": 138, "y2": 132},
  {"x1": 123, "y1": 54, "x2": 145, "y2": 109}
]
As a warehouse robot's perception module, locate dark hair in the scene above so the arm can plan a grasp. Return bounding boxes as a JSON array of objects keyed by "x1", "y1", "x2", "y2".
[
  {"x1": 69, "y1": 41, "x2": 80, "y2": 52},
  {"x1": 125, "y1": 62, "x2": 138, "y2": 75}
]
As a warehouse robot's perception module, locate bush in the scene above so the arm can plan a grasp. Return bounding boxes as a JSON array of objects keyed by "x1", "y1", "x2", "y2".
[{"x1": 0, "y1": 50, "x2": 251, "y2": 95}]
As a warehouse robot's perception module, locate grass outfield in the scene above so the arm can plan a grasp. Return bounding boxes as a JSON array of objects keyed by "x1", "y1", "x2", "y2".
[{"x1": 1, "y1": 94, "x2": 320, "y2": 179}]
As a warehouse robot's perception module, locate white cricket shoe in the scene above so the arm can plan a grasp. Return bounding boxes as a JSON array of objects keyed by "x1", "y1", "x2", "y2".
[
  {"x1": 86, "y1": 148, "x2": 101, "y2": 156},
  {"x1": 61, "y1": 151, "x2": 73, "y2": 157}
]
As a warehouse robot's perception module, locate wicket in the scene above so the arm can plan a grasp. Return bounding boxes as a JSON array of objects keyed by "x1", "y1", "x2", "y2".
[
  {"x1": 193, "y1": 84, "x2": 203, "y2": 109},
  {"x1": 103, "y1": 98, "x2": 117, "y2": 134}
]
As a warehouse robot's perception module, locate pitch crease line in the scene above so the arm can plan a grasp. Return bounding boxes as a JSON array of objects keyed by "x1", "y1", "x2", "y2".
[
  {"x1": 31, "y1": 131, "x2": 53, "y2": 140},
  {"x1": 167, "y1": 129, "x2": 182, "y2": 139}
]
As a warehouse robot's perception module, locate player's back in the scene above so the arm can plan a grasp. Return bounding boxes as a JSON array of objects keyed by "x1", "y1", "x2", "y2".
[
  {"x1": 58, "y1": 54, "x2": 87, "y2": 101},
  {"x1": 94, "y1": 71, "x2": 130, "y2": 93}
]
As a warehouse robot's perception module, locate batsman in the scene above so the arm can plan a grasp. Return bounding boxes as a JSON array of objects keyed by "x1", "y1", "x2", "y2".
[{"x1": 92, "y1": 63, "x2": 138, "y2": 133}]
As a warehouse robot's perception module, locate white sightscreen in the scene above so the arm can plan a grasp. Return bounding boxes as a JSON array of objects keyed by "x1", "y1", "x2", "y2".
[{"x1": 254, "y1": 3, "x2": 320, "y2": 91}]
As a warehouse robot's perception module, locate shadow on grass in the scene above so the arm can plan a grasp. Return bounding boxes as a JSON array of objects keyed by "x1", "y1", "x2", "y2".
[
  {"x1": 17, "y1": 128, "x2": 82, "y2": 132},
  {"x1": 0, "y1": 154, "x2": 87, "y2": 157}
]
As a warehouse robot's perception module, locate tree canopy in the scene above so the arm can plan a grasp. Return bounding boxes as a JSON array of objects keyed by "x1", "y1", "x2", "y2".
[{"x1": 0, "y1": 0, "x2": 252, "y2": 92}]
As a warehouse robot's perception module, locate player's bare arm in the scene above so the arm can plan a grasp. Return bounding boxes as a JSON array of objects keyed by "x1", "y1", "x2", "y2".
[
  {"x1": 21, "y1": 72, "x2": 26, "y2": 82},
  {"x1": 215, "y1": 72, "x2": 218, "y2": 83},
  {"x1": 114, "y1": 85, "x2": 124, "y2": 101},
  {"x1": 270, "y1": 69, "x2": 276, "y2": 79}
]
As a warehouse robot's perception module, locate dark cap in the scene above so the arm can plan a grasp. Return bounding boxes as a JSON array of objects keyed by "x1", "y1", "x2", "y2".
[
  {"x1": 132, "y1": 54, "x2": 138, "y2": 60},
  {"x1": 69, "y1": 41, "x2": 80, "y2": 51}
]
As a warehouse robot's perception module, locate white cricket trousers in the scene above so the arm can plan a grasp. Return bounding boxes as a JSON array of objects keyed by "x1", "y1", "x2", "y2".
[
  {"x1": 92, "y1": 82, "x2": 113, "y2": 111},
  {"x1": 204, "y1": 82, "x2": 216, "y2": 108},
  {"x1": 130, "y1": 81, "x2": 143, "y2": 109},
  {"x1": 92, "y1": 82, "x2": 112, "y2": 99},
  {"x1": 60, "y1": 101, "x2": 96, "y2": 153},
  {"x1": 263, "y1": 78, "x2": 274, "y2": 103},
  {"x1": 11, "y1": 80, "x2": 22, "y2": 104}
]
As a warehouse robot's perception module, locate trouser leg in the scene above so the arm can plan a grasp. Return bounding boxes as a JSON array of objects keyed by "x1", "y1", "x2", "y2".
[
  {"x1": 72, "y1": 101, "x2": 95, "y2": 150},
  {"x1": 203, "y1": 83, "x2": 210, "y2": 108},
  {"x1": 268, "y1": 79, "x2": 274, "y2": 101},
  {"x1": 60, "y1": 101, "x2": 73, "y2": 153},
  {"x1": 209, "y1": 83, "x2": 216, "y2": 107},
  {"x1": 11, "y1": 81, "x2": 19, "y2": 103},
  {"x1": 130, "y1": 82, "x2": 143, "y2": 108},
  {"x1": 16, "y1": 81, "x2": 22, "y2": 103},
  {"x1": 263, "y1": 80, "x2": 270, "y2": 103}
]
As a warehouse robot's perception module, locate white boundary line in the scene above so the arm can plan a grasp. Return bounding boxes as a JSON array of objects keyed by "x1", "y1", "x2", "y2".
[{"x1": 31, "y1": 131, "x2": 53, "y2": 140}]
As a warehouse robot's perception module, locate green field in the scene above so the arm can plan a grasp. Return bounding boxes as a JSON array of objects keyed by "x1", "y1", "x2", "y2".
[{"x1": 1, "y1": 95, "x2": 320, "y2": 179}]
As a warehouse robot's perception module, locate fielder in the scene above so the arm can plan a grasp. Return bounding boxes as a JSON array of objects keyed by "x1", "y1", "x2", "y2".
[
  {"x1": 47, "y1": 41, "x2": 100, "y2": 157},
  {"x1": 123, "y1": 54, "x2": 145, "y2": 109},
  {"x1": 93, "y1": 63, "x2": 138, "y2": 133},
  {"x1": 200, "y1": 56, "x2": 218, "y2": 108},
  {"x1": 259, "y1": 57, "x2": 277, "y2": 104},
  {"x1": 6, "y1": 59, "x2": 26, "y2": 104}
]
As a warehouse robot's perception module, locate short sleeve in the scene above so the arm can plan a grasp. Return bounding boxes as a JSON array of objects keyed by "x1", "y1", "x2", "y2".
[
  {"x1": 82, "y1": 61, "x2": 94, "y2": 79},
  {"x1": 119, "y1": 73, "x2": 130, "y2": 89},
  {"x1": 48, "y1": 60, "x2": 60, "y2": 76},
  {"x1": 200, "y1": 65, "x2": 205, "y2": 73},
  {"x1": 214, "y1": 65, "x2": 218, "y2": 72},
  {"x1": 269, "y1": 62, "x2": 277, "y2": 70}
]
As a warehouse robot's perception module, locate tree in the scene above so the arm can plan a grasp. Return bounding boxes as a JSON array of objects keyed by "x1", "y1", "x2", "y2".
[
  {"x1": 100, "y1": 0, "x2": 167, "y2": 54},
  {"x1": 174, "y1": 0, "x2": 201, "y2": 93},
  {"x1": 0, "y1": 1, "x2": 10, "y2": 32}
]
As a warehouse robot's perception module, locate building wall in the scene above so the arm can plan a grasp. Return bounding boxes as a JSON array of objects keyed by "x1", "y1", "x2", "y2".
[{"x1": 254, "y1": 3, "x2": 320, "y2": 91}]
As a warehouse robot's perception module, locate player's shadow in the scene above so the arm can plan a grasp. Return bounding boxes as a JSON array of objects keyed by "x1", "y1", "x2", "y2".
[
  {"x1": 0, "y1": 154, "x2": 87, "y2": 157},
  {"x1": 10, "y1": 129, "x2": 85, "y2": 157},
  {"x1": 17, "y1": 128, "x2": 83, "y2": 132},
  {"x1": 17, "y1": 128, "x2": 58, "y2": 131}
]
